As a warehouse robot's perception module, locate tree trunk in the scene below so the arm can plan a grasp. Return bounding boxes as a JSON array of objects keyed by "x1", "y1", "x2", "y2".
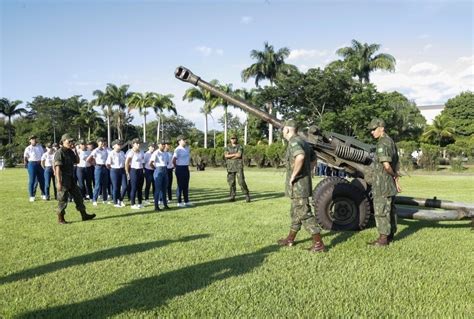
[
  {"x1": 7, "y1": 116, "x2": 12, "y2": 144},
  {"x1": 156, "y1": 114, "x2": 161, "y2": 143},
  {"x1": 244, "y1": 114, "x2": 248, "y2": 146},
  {"x1": 88, "y1": 126, "x2": 91, "y2": 141},
  {"x1": 107, "y1": 109, "x2": 111, "y2": 146},
  {"x1": 143, "y1": 111, "x2": 147, "y2": 143},
  {"x1": 204, "y1": 114, "x2": 208, "y2": 149},
  {"x1": 224, "y1": 106, "x2": 228, "y2": 147},
  {"x1": 266, "y1": 101, "x2": 273, "y2": 145}
]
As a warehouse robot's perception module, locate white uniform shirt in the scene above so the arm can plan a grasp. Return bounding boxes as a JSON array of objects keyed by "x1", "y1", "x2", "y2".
[
  {"x1": 166, "y1": 152, "x2": 174, "y2": 169},
  {"x1": 41, "y1": 151, "x2": 55, "y2": 167},
  {"x1": 126, "y1": 150, "x2": 145, "y2": 169},
  {"x1": 106, "y1": 150, "x2": 126, "y2": 169},
  {"x1": 150, "y1": 150, "x2": 168, "y2": 167},
  {"x1": 144, "y1": 151, "x2": 154, "y2": 170},
  {"x1": 24, "y1": 145, "x2": 44, "y2": 162},
  {"x1": 77, "y1": 150, "x2": 91, "y2": 168},
  {"x1": 89, "y1": 148, "x2": 108, "y2": 165},
  {"x1": 173, "y1": 145, "x2": 190, "y2": 166}
]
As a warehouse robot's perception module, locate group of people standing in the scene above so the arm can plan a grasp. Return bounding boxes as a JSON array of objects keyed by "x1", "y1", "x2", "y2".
[{"x1": 24, "y1": 134, "x2": 192, "y2": 223}]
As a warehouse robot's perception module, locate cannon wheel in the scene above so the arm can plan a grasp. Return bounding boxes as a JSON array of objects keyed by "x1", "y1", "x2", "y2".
[{"x1": 313, "y1": 178, "x2": 371, "y2": 231}]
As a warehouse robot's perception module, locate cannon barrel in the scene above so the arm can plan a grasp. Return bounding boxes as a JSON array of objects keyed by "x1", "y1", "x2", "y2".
[
  {"x1": 175, "y1": 66, "x2": 284, "y2": 129},
  {"x1": 395, "y1": 196, "x2": 474, "y2": 212}
]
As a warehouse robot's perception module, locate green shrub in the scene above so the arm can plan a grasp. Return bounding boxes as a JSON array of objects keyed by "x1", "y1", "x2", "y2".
[
  {"x1": 450, "y1": 157, "x2": 464, "y2": 172},
  {"x1": 265, "y1": 143, "x2": 286, "y2": 168},
  {"x1": 419, "y1": 144, "x2": 440, "y2": 171},
  {"x1": 243, "y1": 145, "x2": 254, "y2": 167},
  {"x1": 214, "y1": 147, "x2": 225, "y2": 167},
  {"x1": 0, "y1": 144, "x2": 22, "y2": 167},
  {"x1": 253, "y1": 145, "x2": 266, "y2": 168}
]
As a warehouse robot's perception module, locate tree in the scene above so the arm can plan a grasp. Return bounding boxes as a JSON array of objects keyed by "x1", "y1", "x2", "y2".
[
  {"x1": 441, "y1": 91, "x2": 474, "y2": 136},
  {"x1": 104, "y1": 83, "x2": 132, "y2": 140},
  {"x1": 216, "y1": 83, "x2": 235, "y2": 146},
  {"x1": 152, "y1": 94, "x2": 176, "y2": 143},
  {"x1": 91, "y1": 89, "x2": 112, "y2": 145},
  {"x1": 183, "y1": 80, "x2": 220, "y2": 148},
  {"x1": 333, "y1": 39, "x2": 396, "y2": 83},
  {"x1": 128, "y1": 92, "x2": 156, "y2": 142},
  {"x1": 422, "y1": 115, "x2": 456, "y2": 146},
  {"x1": 0, "y1": 98, "x2": 26, "y2": 144},
  {"x1": 241, "y1": 42, "x2": 297, "y2": 144},
  {"x1": 70, "y1": 96, "x2": 102, "y2": 141}
]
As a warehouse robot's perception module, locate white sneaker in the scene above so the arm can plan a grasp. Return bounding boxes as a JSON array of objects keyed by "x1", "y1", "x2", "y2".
[
  {"x1": 158, "y1": 200, "x2": 163, "y2": 205},
  {"x1": 177, "y1": 202, "x2": 185, "y2": 208},
  {"x1": 92, "y1": 201, "x2": 98, "y2": 206},
  {"x1": 143, "y1": 200, "x2": 150, "y2": 206},
  {"x1": 41, "y1": 195, "x2": 47, "y2": 200},
  {"x1": 119, "y1": 201, "x2": 126, "y2": 207},
  {"x1": 185, "y1": 202, "x2": 193, "y2": 207},
  {"x1": 29, "y1": 197, "x2": 35, "y2": 202},
  {"x1": 114, "y1": 204, "x2": 122, "y2": 208},
  {"x1": 138, "y1": 204, "x2": 144, "y2": 209},
  {"x1": 131, "y1": 204, "x2": 141, "y2": 209}
]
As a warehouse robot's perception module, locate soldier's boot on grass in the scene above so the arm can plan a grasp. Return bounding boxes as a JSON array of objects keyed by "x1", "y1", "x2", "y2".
[
  {"x1": 308, "y1": 234, "x2": 326, "y2": 253},
  {"x1": 277, "y1": 230, "x2": 297, "y2": 247},
  {"x1": 387, "y1": 233, "x2": 395, "y2": 243},
  {"x1": 57, "y1": 213, "x2": 67, "y2": 225},
  {"x1": 245, "y1": 193, "x2": 251, "y2": 203},
  {"x1": 229, "y1": 191, "x2": 235, "y2": 202},
  {"x1": 81, "y1": 211, "x2": 96, "y2": 221},
  {"x1": 368, "y1": 234, "x2": 389, "y2": 247}
]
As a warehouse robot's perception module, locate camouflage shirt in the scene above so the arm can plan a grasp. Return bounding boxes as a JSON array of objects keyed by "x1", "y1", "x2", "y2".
[
  {"x1": 285, "y1": 135, "x2": 316, "y2": 198},
  {"x1": 225, "y1": 144, "x2": 243, "y2": 173},
  {"x1": 54, "y1": 147, "x2": 78, "y2": 181},
  {"x1": 372, "y1": 134, "x2": 399, "y2": 197}
]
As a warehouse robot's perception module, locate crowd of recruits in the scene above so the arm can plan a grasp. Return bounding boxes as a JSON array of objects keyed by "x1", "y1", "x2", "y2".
[{"x1": 23, "y1": 134, "x2": 192, "y2": 223}]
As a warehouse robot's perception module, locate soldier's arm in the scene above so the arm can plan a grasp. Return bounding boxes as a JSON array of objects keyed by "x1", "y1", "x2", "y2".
[
  {"x1": 382, "y1": 162, "x2": 402, "y2": 192},
  {"x1": 290, "y1": 154, "x2": 305, "y2": 184},
  {"x1": 125, "y1": 157, "x2": 131, "y2": 177}
]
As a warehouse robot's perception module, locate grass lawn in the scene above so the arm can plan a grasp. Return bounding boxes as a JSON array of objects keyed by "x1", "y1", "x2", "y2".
[{"x1": 0, "y1": 168, "x2": 473, "y2": 318}]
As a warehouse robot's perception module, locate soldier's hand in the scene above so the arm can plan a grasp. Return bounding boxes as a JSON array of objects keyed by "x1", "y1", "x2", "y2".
[
  {"x1": 57, "y1": 183, "x2": 62, "y2": 192},
  {"x1": 126, "y1": 174, "x2": 130, "y2": 181},
  {"x1": 395, "y1": 177, "x2": 402, "y2": 193}
]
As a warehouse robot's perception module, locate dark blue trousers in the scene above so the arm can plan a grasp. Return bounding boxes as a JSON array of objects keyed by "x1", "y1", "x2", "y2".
[
  {"x1": 76, "y1": 166, "x2": 93, "y2": 199},
  {"x1": 153, "y1": 167, "x2": 168, "y2": 208},
  {"x1": 110, "y1": 168, "x2": 127, "y2": 204},
  {"x1": 44, "y1": 166, "x2": 57, "y2": 200},
  {"x1": 175, "y1": 165, "x2": 190, "y2": 203},
  {"x1": 144, "y1": 168, "x2": 155, "y2": 201},
  {"x1": 93, "y1": 165, "x2": 109, "y2": 202},
  {"x1": 27, "y1": 161, "x2": 45, "y2": 197},
  {"x1": 129, "y1": 168, "x2": 144, "y2": 205}
]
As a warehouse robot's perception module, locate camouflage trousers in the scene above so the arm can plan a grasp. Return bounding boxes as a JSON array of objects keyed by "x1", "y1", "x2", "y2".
[
  {"x1": 57, "y1": 179, "x2": 86, "y2": 215},
  {"x1": 227, "y1": 169, "x2": 249, "y2": 196},
  {"x1": 290, "y1": 197, "x2": 321, "y2": 235},
  {"x1": 373, "y1": 195, "x2": 397, "y2": 236}
]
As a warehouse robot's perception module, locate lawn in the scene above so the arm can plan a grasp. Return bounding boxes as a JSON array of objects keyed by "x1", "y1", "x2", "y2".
[{"x1": 0, "y1": 168, "x2": 473, "y2": 318}]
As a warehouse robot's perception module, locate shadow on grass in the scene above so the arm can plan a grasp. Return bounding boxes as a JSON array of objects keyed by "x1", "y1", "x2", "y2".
[
  {"x1": 189, "y1": 187, "x2": 284, "y2": 206},
  {"x1": 17, "y1": 244, "x2": 280, "y2": 319},
  {"x1": 0, "y1": 234, "x2": 210, "y2": 285},
  {"x1": 394, "y1": 218, "x2": 471, "y2": 242}
]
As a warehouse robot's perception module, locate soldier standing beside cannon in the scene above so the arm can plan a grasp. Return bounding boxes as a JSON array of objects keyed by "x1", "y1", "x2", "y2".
[
  {"x1": 278, "y1": 120, "x2": 325, "y2": 253},
  {"x1": 368, "y1": 118, "x2": 401, "y2": 246},
  {"x1": 224, "y1": 134, "x2": 251, "y2": 202}
]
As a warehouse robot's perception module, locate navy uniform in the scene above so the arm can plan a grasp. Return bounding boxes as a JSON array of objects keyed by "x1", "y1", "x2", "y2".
[
  {"x1": 54, "y1": 134, "x2": 96, "y2": 224},
  {"x1": 368, "y1": 118, "x2": 400, "y2": 246},
  {"x1": 224, "y1": 134, "x2": 250, "y2": 202}
]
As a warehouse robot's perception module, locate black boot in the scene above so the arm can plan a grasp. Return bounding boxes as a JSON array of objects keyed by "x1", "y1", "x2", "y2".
[
  {"x1": 245, "y1": 194, "x2": 251, "y2": 203},
  {"x1": 155, "y1": 206, "x2": 161, "y2": 212},
  {"x1": 81, "y1": 211, "x2": 96, "y2": 221}
]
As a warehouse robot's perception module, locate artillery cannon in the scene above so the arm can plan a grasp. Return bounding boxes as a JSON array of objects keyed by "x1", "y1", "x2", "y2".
[{"x1": 175, "y1": 66, "x2": 474, "y2": 231}]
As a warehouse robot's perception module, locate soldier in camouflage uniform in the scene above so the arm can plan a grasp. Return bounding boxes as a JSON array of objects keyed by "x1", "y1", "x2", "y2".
[
  {"x1": 224, "y1": 134, "x2": 250, "y2": 202},
  {"x1": 54, "y1": 134, "x2": 96, "y2": 224},
  {"x1": 277, "y1": 120, "x2": 325, "y2": 253},
  {"x1": 368, "y1": 118, "x2": 401, "y2": 246}
]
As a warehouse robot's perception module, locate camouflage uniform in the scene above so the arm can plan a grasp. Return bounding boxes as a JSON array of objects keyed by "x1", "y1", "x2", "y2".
[
  {"x1": 54, "y1": 146, "x2": 87, "y2": 216},
  {"x1": 372, "y1": 133, "x2": 399, "y2": 236},
  {"x1": 225, "y1": 144, "x2": 250, "y2": 198},
  {"x1": 285, "y1": 135, "x2": 321, "y2": 235}
]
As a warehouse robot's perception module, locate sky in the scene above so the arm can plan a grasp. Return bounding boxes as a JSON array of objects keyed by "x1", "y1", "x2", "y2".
[{"x1": 1, "y1": 0, "x2": 473, "y2": 130}]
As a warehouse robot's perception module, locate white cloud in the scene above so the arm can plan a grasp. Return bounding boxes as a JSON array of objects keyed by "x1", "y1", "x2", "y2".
[
  {"x1": 423, "y1": 43, "x2": 433, "y2": 50},
  {"x1": 240, "y1": 16, "x2": 253, "y2": 24},
  {"x1": 288, "y1": 49, "x2": 328, "y2": 60},
  {"x1": 418, "y1": 34, "x2": 430, "y2": 39},
  {"x1": 409, "y1": 62, "x2": 439, "y2": 74},
  {"x1": 195, "y1": 46, "x2": 224, "y2": 57}
]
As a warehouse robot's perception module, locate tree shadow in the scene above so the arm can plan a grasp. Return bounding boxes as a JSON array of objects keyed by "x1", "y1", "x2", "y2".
[
  {"x1": 0, "y1": 234, "x2": 210, "y2": 285},
  {"x1": 18, "y1": 245, "x2": 280, "y2": 319},
  {"x1": 189, "y1": 187, "x2": 284, "y2": 206}
]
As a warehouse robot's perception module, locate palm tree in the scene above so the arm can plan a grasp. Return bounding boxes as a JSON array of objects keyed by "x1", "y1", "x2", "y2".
[
  {"x1": 422, "y1": 115, "x2": 456, "y2": 146},
  {"x1": 91, "y1": 89, "x2": 112, "y2": 145},
  {"x1": 335, "y1": 39, "x2": 396, "y2": 83},
  {"x1": 72, "y1": 98, "x2": 102, "y2": 141},
  {"x1": 128, "y1": 92, "x2": 157, "y2": 142},
  {"x1": 151, "y1": 94, "x2": 176, "y2": 143},
  {"x1": 241, "y1": 42, "x2": 296, "y2": 144},
  {"x1": 183, "y1": 80, "x2": 220, "y2": 148},
  {"x1": 104, "y1": 84, "x2": 132, "y2": 140},
  {"x1": 235, "y1": 88, "x2": 257, "y2": 145},
  {"x1": 0, "y1": 98, "x2": 27, "y2": 144},
  {"x1": 216, "y1": 83, "x2": 235, "y2": 146},
  {"x1": 67, "y1": 96, "x2": 90, "y2": 139}
]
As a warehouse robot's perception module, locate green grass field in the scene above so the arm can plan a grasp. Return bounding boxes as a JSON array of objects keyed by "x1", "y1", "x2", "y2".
[{"x1": 0, "y1": 168, "x2": 473, "y2": 318}]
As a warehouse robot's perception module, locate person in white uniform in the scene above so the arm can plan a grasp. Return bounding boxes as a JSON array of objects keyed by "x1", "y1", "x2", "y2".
[{"x1": 23, "y1": 135, "x2": 46, "y2": 201}]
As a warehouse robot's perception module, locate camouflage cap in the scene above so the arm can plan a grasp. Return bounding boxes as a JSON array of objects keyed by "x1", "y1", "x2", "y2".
[
  {"x1": 148, "y1": 142, "x2": 157, "y2": 148},
  {"x1": 52, "y1": 143, "x2": 59, "y2": 148},
  {"x1": 131, "y1": 138, "x2": 141, "y2": 144},
  {"x1": 77, "y1": 139, "x2": 86, "y2": 145},
  {"x1": 230, "y1": 134, "x2": 237, "y2": 139},
  {"x1": 28, "y1": 135, "x2": 38, "y2": 140},
  {"x1": 60, "y1": 133, "x2": 74, "y2": 142},
  {"x1": 176, "y1": 135, "x2": 187, "y2": 141},
  {"x1": 111, "y1": 139, "x2": 123, "y2": 146},
  {"x1": 283, "y1": 119, "x2": 298, "y2": 128},
  {"x1": 45, "y1": 142, "x2": 53, "y2": 148},
  {"x1": 368, "y1": 118, "x2": 386, "y2": 130},
  {"x1": 97, "y1": 137, "x2": 105, "y2": 143}
]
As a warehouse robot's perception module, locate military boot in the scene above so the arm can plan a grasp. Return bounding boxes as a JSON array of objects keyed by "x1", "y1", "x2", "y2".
[
  {"x1": 308, "y1": 234, "x2": 326, "y2": 253},
  {"x1": 368, "y1": 234, "x2": 389, "y2": 247},
  {"x1": 277, "y1": 230, "x2": 297, "y2": 247},
  {"x1": 245, "y1": 193, "x2": 251, "y2": 203},
  {"x1": 57, "y1": 213, "x2": 67, "y2": 225},
  {"x1": 81, "y1": 211, "x2": 96, "y2": 221}
]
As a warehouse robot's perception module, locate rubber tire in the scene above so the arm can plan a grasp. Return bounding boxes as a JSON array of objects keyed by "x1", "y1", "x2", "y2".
[
  {"x1": 313, "y1": 176, "x2": 348, "y2": 199},
  {"x1": 313, "y1": 180, "x2": 371, "y2": 231}
]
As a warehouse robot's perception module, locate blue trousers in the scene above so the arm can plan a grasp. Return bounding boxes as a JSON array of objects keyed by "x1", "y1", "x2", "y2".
[
  {"x1": 76, "y1": 166, "x2": 93, "y2": 199},
  {"x1": 129, "y1": 168, "x2": 144, "y2": 205},
  {"x1": 167, "y1": 168, "x2": 173, "y2": 200},
  {"x1": 153, "y1": 167, "x2": 168, "y2": 208},
  {"x1": 93, "y1": 165, "x2": 109, "y2": 201},
  {"x1": 144, "y1": 168, "x2": 155, "y2": 200},
  {"x1": 110, "y1": 168, "x2": 127, "y2": 204},
  {"x1": 175, "y1": 165, "x2": 190, "y2": 203},
  {"x1": 27, "y1": 161, "x2": 45, "y2": 197},
  {"x1": 43, "y1": 166, "x2": 57, "y2": 200}
]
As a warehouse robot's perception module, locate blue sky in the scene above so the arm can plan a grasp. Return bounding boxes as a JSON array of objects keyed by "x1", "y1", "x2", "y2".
[{"x1": 1, "y1": 0, "x2": 473, "y2": 129}]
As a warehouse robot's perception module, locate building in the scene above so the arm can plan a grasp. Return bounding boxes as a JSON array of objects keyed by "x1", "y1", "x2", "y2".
[{"x1": 417, "y1": 104, "x2": 445, "y2": 124}]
